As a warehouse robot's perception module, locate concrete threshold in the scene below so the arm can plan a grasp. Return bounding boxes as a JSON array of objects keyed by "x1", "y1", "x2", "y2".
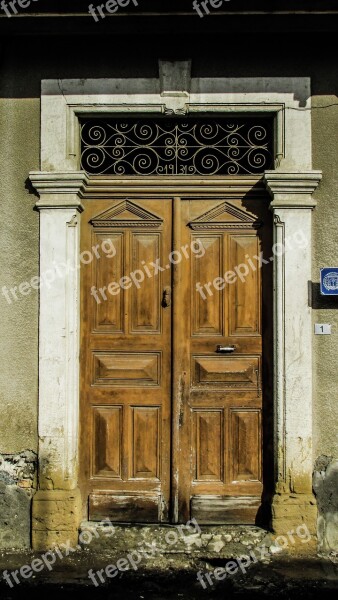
[{"x1": 79, "y1": 521, "x2": 272, "y2": 558}]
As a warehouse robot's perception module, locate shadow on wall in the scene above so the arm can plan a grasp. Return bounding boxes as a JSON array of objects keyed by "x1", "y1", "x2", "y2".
[{"x1": 313, "y1": 455, "x2": 338, "y2": 553}]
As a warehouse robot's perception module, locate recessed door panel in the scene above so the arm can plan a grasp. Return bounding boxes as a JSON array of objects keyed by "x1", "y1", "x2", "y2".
[
  {"x1": 92, "y1": 406, "x2": 122, "y2": 479},
  {"x1": 229, "y1": 235, "x2": 260, "y2": 335},
  {"x1": 191, "y1": 235, "x2": 223, "y2": 336},
  {"x1": 94, "y1": 233, "x2": 124, "y2": 332},
  {"x1": 130, "y1": 233, "x2": 161, "y2": 333}
]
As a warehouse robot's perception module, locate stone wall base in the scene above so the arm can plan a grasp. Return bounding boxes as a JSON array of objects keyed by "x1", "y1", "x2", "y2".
[
  {"x1": 32, "y1": 488, "x2": 82, "y2": 551},
  {"x1": 0, "y1": 451, "x2": 37, "y2": 550},
  {"x1": 313, "y1": 456, "x2": 338, "y2": 553}
]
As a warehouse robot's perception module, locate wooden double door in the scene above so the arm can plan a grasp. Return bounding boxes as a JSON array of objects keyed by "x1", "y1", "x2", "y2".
[{"x1": 80, "y1": 195, "x2": 270, "y2": 524}]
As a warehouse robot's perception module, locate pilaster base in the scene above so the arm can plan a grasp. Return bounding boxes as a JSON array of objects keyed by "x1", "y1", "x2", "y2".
[
  {"x1": 271, "y1": 493, "x2": 317, "y2": 552},
  {"x1": 32, "y1": 488, "x2": 82, "y2": 550}
]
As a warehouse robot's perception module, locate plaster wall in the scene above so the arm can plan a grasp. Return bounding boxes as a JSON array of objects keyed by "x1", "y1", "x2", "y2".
[{"x1": 0, "y1": 97, "x2": 39, "y2": 454}]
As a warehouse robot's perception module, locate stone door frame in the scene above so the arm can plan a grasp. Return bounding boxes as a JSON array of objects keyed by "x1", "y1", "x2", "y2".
[{"x1": 29, "y1": 66, "x2": 321, "y2": 549}]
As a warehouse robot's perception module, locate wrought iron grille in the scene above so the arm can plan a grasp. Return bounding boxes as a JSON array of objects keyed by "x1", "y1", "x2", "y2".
[{"x1": 80, "y1": 118, "x2": 274, "y2": 176}]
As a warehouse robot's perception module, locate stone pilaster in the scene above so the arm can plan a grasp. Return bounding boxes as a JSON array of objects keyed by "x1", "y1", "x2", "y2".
[
  {"x1": 264, "y1": 171, "x2": 322, "y2": 536},
  {"x1": 29, "y1": 172, "x2": 87, "y2": 549}
]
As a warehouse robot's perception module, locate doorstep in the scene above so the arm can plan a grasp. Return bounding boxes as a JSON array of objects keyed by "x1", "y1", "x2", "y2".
[{"x1": 79, "y1": 522, "x2": 272, "y2": 558}]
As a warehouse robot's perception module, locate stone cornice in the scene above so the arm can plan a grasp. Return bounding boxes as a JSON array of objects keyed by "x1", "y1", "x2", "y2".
[
  {"x1": 29, "y1": 172, "x2": 270, "y2": 201},
  {"x1": 82, "y1": 175, "x2": 267, "y2": 199},
  {"x1": 264, "y1": 171, "x2": 322, "y2": 209},
  {"x1": 30, "y1": 171, "x2": 323, "y2": 208}
]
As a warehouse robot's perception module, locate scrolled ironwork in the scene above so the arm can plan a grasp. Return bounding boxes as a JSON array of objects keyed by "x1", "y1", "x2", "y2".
[{"x1": 80, "y1": 118, "x2": 274, "y2": 176}]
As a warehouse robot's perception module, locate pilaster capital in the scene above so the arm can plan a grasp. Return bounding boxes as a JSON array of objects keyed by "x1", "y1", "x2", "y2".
[
  {"x1": 29, "y1": 171, "x2": 88, "y2": 211},
  {"x1": 263, "y1": 170, "x2": 322, "y2": 209}
]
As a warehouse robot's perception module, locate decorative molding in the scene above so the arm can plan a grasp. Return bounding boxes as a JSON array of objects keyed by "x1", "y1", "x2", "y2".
[
  {"x1": 29, "y1": 171, "x2": 87, "y2": 211},
  {"x1": 30, "y1": 172, "x2": 271, "y2": 201},
  {"x1": 272, "y1": 213, "x2": 286, "y2": 485},
  {"x1": 163, "y1": 105, "x2": 188, "y2": 116},
  {"x1": 41, "y1": 77, "x2": 312, "y2": 173},
  {"x1": 66, "y1": 102, "x2": 285, "y2": 164},
  {"x1": 64, "y1": 210, "x2": 81, "y2": 480},
  {"x1": 83, "y1": 176, "x2": 267, "y2": 199},
  {"x1": 29, "y1": 171, "x2": 88, "y2": 194},
  {"x1": 188, "y1": 201, "x2": 261, "y2": 230},
  {"x1": 264, "y1": 171, "x2": 322, "y2": 208},
  {"x1": 90, "y1": 199, "x2": 163, "y2": 228},
  {"x1": 67, "y1": 214, "x2": 78, "y2": 228}
]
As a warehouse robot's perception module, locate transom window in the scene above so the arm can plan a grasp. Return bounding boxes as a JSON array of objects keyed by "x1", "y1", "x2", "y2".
[{"x1": 80, "y1": 117, "x2": 274, "y2": 176}]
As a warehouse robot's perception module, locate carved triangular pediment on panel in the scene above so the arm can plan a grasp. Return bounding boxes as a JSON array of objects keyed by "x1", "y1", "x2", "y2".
[
  {"x1": 188, "y1": 201, "x2": 262, "y2": 230},
  {"x1": 90, "y1": 199, "x2": 163, "y2": 228}
]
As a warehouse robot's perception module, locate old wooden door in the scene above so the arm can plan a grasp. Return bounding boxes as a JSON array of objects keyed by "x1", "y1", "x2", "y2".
[
  {"x1": 80, "y1": 196, "x2": 267, "y2": 524},
  {"x1": 173, "y1": 199, "x2": 264, "y2": 524},
  {"x1": 80, "y1": 198, "x2": 172, "y2": 522}
]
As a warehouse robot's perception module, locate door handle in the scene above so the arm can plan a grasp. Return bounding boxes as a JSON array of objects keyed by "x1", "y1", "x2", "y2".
[
  {"x1": 162, "y1": 286, "x2": 172, "y2": 308},
  {"x1": 216, "y1": 345, "x2": 236, "y2": 353}
]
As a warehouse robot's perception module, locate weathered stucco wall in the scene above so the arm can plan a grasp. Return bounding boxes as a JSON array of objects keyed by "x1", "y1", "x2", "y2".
[
  {"x1": 312, "y1": 92, "x2": 338, "y2": 459},
  {"x1": 0, "y1": 33, "x2": 337, "y2": 549},
  {"x1": 0, "y1": 97, "x2": 39, "y2": 454},
  {"x1": 311, "y1": 85, "x2": 338, "y2": 553}
]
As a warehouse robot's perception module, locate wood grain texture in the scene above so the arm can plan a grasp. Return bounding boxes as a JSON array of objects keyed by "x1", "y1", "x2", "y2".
[
  {"x1": 89, "y1": 494, "x2": 160, "y2": 522},
  {"x1": 80, "y1": 195, "x2": 270, "y2": 525},
  {"x1": 191, "y1": 495, "x2": 261, "y2": 525},
  {"x1": 80, "y1": 199, "x2": 172, "y2": 522},
  {"x1": 176, "y1": 199, "x2": 265, "y2": 523}
]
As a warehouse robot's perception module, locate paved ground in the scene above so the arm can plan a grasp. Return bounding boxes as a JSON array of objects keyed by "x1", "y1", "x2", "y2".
[{"x1": 0, "y1": 551, "x2": 338, "y2": 599}]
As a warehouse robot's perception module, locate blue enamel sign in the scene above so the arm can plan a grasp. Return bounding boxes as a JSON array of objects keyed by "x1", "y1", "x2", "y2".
[{"x1": 320, "y1": 268, "x2": 338, "y2": 295}]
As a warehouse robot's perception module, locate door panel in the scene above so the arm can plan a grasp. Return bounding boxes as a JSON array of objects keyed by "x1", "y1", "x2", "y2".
[
  {"x1": 193, "y1": 409, "x2": 224, "y2": 482},
  {"x1": 93, "y1": 406, "x2": 122, "y2": 478},
  {"x1": 174, "y1": 199, "x2": 263, "y2": 524},
  {"x1": 191, "y1": 235, "x2": 223, "y2": 335},
  {"x1": 229, "y1": 235, "x2": 260, "y2": 335},
  {"x1": 80, "y1": 199, "x2": 172, "y2": 522},
  {"x1": 94, "y1": 232, "x2": 124, "y2": 331},
  {"x1": 130, "y1": 233, "x2": 161, "y2": 332},
  {"x1": 230, "y1": 409, "x2": 261, "y2": 482}
]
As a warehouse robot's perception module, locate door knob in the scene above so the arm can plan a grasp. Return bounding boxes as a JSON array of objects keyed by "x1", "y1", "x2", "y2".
[
  {"x1": 216, "y1": 345, "x2": 236, "y2": 353},
  {"x1": 162, "y1": 286, "x2": 172, "y2": 307}
]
